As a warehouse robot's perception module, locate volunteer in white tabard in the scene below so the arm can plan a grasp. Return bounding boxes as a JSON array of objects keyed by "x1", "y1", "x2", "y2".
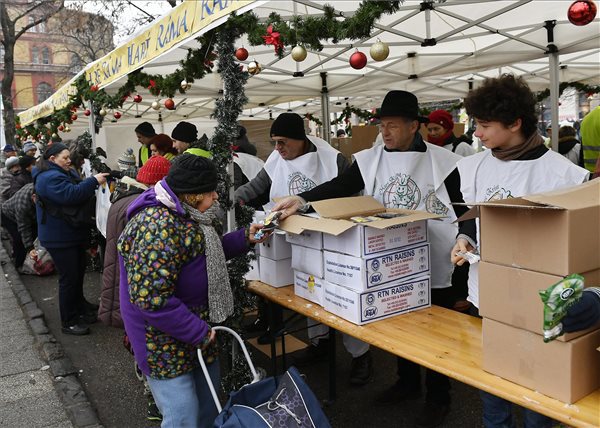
[
  {"x1": 231, "y1": 128, "x2": 264, "y2": 191},
  {"x1": 234, "y1": 113, "x2": 348, "y2": 210},
  {"x1": 451, "y1": 74, "x2": 590, "y2": 428},
  {"x1": 235, "y1": 113, "x2": 378, "y2": 385},
  {"x1": 273, "y1": 91, "x2": 469, "y2": 428}
]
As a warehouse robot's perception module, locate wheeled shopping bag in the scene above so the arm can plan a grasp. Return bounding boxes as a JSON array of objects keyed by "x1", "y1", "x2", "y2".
[{"x1": 199, "y1": 326, "x2": 332, "y2": 428}]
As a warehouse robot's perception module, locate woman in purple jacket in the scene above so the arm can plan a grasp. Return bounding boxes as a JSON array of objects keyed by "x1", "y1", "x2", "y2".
[{"x1": 117, "y1": 154, "x2": 266, "y2": 428}]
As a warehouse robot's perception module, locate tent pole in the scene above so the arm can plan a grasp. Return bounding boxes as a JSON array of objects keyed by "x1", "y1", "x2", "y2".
[
  {"x1": 88, "y1": 101, "x2": 96, "y2": 150},
  {"x1": 545, "y1": 20, "x2": 559, "y2": 153},
  {"x1": 320, "y1": 72, "x2": 330, "y2": 143}
]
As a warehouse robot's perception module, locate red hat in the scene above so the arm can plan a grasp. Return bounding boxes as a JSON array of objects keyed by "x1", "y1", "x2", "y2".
[
  {"x1": 136, "y1": 155, "x2": 171, "y2": 186},
  {"x1": 428, "y1": 110, "x2": 454, "y2": 131}
]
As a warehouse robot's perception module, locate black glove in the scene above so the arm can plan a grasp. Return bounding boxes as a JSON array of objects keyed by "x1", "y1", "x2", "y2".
[{"x1": 562, "y1": 288, "x2": 600, "y2": 333}]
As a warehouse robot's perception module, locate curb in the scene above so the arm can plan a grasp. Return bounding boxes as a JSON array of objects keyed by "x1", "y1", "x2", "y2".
[{"x1": 1, "y1": 246, "x2": 103, "y2": 428}]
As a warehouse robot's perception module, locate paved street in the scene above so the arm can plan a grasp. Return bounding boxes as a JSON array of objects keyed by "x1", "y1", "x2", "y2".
[{"x1": 2, "y1": 244, "x2": 485, "y2": 428}]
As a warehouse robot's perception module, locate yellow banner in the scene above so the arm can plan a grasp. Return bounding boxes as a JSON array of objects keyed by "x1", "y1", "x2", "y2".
[
  {"x1": 19, "y1": 0, "x2": 258, "y2": 125},
  {"x1": 85, "y1": 0, "x2": 254, "y2": 88}
]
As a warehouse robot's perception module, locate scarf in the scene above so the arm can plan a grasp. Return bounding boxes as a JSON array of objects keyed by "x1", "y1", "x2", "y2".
[
  {"x1": 183, "y1": 202, "x2": 234, "y2": 323},
  {"x1": 427, "y1": 129, "x2": 454, "y2": 147},
  {"x1": 491, "y1": 132, "x2": 544, "y2": 161}
]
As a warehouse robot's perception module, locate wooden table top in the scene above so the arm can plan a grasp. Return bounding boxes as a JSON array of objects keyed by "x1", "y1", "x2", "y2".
[{"x1": 248, "y1": 282, "x2": 600, "y2": 428}]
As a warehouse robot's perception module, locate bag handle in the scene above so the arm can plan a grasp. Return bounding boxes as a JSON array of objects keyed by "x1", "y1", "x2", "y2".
[{"x1": 197, "y1": 326, "x2": 261, "y2": 413}]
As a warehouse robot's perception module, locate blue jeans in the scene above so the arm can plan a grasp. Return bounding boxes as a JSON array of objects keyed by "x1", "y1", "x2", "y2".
[
  {"x1": 147, "y1": 360, "x2": 220, "y2": 428},
  {"x1": 480, "y1": 390, "x2": 554, "y2": 428}
]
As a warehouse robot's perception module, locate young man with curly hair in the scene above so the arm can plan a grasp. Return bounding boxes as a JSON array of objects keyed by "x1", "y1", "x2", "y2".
[{"x1": 452, "y1": 74, "x2": 589, "y2": 428}]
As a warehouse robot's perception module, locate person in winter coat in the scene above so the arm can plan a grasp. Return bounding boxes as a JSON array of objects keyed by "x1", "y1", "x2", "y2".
[
  {"x1": 1, "y1": 156, "x2": 21, "y2": 203},
  {"x1": 426, "y1": 109, "x2": 476, "y2": 157},
  {"x1": 99, "y1": 155, "x2": 172, "y2": 328},
  {"x1": 1, "y1": 183, "x2": 37, "y2": 269},
  {"x1": 8, "y1": 155, "x2": 35, "y2": 198},
  {"x1": 118, "y1": 154, "x2": 267, "y2": 428},
  {"x1": 33, "y1": 143, "x2": 109, "y2": 335},
  {"x1": 134, "y1": 122, "x2": 157, "y2": 167},
  {"x1": 558, "y1": 125, "x2": 583, "y2": 166}
]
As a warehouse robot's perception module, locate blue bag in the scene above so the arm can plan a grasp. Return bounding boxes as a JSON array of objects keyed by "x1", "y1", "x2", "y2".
[{"x1": 199, "y1": 327, "x2": 331, "y2": 428}]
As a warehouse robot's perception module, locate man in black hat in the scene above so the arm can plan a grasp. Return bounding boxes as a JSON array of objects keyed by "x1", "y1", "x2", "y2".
[
  {"x1": 273, "y1": 90, "x2": 470, "y2": 428},
  {"x1": 134, "y1": 122, "x2": 157, "y2": 167},
  {"x1": 171, "y1": 121, "x2": 212, "y2": 158}
]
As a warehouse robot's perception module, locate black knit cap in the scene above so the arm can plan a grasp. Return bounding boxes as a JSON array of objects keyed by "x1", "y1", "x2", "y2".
[
  {"x1": 166, "y1": 153, "x2": 218, "y2": 194},
  {"x1": 134, "y1": 121, "x2": 156, "y2": 137},
  {"x1": 171, "y1": 121, "x2": 198, "y2": 143},
  {"x1": 18, "y1": 155, "x2": 36, "y2": 169},
  {"x1": 270, "y1": 113, "x2": 306, "y2": 140},
  {"x1": 43, "y1": 142, "x2": 68, "y2": 159}
]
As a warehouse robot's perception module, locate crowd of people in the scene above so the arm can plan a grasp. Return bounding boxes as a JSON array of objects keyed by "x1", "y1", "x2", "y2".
[{"x1": 2, "y1": 74, "x2": 600, "y2": 428}]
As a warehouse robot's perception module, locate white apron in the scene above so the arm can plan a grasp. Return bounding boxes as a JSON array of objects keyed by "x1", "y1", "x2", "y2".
[
  {"x1": 354, "y1": 143, "x2": 461, "y2": 289},
  {"x1": 457, "y1": 149, "x2": 589, "y2": 307},
  {"x1": 233, "y1": 152, "x2": 264, "y2": 182},
  {"x1": 263, "y1": 136, "x2": 340, "y2": 202}
]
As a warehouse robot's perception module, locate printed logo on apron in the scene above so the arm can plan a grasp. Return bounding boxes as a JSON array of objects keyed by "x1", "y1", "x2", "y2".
[
  {"x1": 288, "y1": 171, "x2": 317, "y2": 195},
  {"x1": 425, "y1": 189, "x2": 449, "y2": 215},
  {"x1": 485, "y1": 186, "x2": 513, "y2": 201},
  {"x1": 377, "y1": 173, "x2": 421, "y2": 210}
]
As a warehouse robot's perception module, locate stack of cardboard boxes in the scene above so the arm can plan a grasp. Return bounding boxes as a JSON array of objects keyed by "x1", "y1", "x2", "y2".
[
  {"x1": 279, "y1": 196, "x2": 441, "y2": 325},
  {"x1": 471, "y1": 180, "x2": 600, "y2": 403}
]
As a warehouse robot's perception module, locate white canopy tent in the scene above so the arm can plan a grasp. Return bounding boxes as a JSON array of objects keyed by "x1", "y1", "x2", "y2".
[{"x1": 19, "y1": 0, "x2": 600, "y2": 144}]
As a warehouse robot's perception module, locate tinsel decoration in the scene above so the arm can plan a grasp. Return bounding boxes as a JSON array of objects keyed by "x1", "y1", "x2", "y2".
[{"x1": 207, "y1": 23, "x2": 258, "y2": 393}]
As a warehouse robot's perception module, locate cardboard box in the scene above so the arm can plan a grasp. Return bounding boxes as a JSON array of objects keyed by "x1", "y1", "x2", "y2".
[
  {"x1": 323, "y1": 219, "x2": 427, "y2": 257},
  {"x1": 461, "y1": 180, "x2": 600, "y2": 276},
  {"x1": 323, "y1": 277, "x2": 431, "y2": 325},
  {"x1": 259, "y1": 256, "x2": 293, "y2": 287},
  {"x1": 482, "y1": 319, "x2": 600, "y2": 403},
  {"x1": 291, "y1": 245, "x2": 324, "y2": 279},
  {"x1": 259, "y1": 231, "x2": 292, "y2": 261},
  {"x1": 293, "y1": 271, "x2": 324, "y2": 306},
  {"x1": 285, "y1": 230, "x2": 323, "y2": 250},
  {"x1": 279, "y1": 196, "x2": 440, "y2": 253},
  {"x1": 479, "y1": 262, "x2": 600, "y2": 340},
  {"x1": 323, "y1": 243, "x2": 430, "y2": 291}
]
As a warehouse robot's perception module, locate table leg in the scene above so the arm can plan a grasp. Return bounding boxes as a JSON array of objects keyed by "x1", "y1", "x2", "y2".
[
  {"x1": 268, "y1": 301, "x2": 278, "y2": 376},
  {"x1": 325, "y1": 328, "x2": 337, "y2": 405}
]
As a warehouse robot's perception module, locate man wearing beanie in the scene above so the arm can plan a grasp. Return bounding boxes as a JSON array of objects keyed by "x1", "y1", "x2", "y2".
[
  {"x1": 273, "y1": 90, "x2": 470, "y2": 427},
  {"x1": 426, "y1": 110, "x2": 475, "y2": 157},
  {"x1": 171, "y1": 121, "x2": 212, "y2": 158},
  {"x1": 8, "y1": 155, "x2": 35, "y2": 197},
  {"x1": 22, "y1": 142, "x2": 38, "y2": 158},
  {"x1": 1, "y1": 156, "x2": 21, "y2": 204},
  {"x1": 233, "y1": 113, "x2": 375, "y2": 387},
  {"x1": 134, "y1": 122, "x2": 157, "y2": 167}
]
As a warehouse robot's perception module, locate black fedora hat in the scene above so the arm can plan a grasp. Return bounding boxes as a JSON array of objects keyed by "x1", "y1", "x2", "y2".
[{"x1": 377, "y1": 90, "x2": 428, "y2": 122}]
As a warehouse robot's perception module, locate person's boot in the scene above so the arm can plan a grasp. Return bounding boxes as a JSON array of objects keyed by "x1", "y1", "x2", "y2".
[
  {"x1": 373, "y1": 380, "x2": 421, "y2": 405},
  {"x1": 291, "y1": 339, "x2": 330, "y2": 366},
  {"x1": 349, "y1": 351, "x2": 373, "y2": 385},
  {"x1": 415, "y1": 401, "x2": 450, "y2": 428},
  {"x1": 62, "y1": 320, "x2": 90, "y2": 336},
  {"x1": 147, "y1": 397, "x2": 163, "y2": 422}
]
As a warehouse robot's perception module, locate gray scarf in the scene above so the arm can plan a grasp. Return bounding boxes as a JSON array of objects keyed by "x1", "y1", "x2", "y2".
[{"x1": 183, "y1": 202, "x2": 234, "y2": 323}]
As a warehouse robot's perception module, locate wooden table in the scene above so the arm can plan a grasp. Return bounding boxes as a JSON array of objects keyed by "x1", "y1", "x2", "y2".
[{"x1": 248, "y1": 281, "x2": 600, "y2": 428}]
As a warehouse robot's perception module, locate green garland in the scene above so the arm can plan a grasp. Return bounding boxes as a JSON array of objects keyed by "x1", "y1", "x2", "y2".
[{"x1": 535, "y1": 82, "x2": 600, "y2": 103}]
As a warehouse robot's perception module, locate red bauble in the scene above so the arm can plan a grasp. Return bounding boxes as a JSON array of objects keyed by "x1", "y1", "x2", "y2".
[
  {"x1": 164, "y1": 98, "x2": 175, "y2": 110},
  {"x1": 84, "y1": 109, "x2": 91, "y2": 116},
  {"x1": 235, "y1": 47, "x2": 249, "y2": 61},
  {"x1": 58, "y1": 125, "x2": 65, "y2": 131},
  {"x1": 113, "y1": 111, "x2": 122, "y2": 119},
  {"x1": 133, "y1": 94, "x2": 142, "y2": 103},
  {"x1": 349, "y1": 51, "x2": 367, "y2": 70},
  {"x1": 90, "y1": 84, "x2": 99, "y2": 92},
  {"x1": 71, "y1": 114, "x2": 78, "y2": 121},
  {"x1": 568, "y1": 0, "x2": 597, "y2": 25}
]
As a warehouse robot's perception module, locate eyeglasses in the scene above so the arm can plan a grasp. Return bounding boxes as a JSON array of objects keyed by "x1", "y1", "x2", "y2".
[{"x1": 270, "y1": 139, "x2": 287, "y2": 147}]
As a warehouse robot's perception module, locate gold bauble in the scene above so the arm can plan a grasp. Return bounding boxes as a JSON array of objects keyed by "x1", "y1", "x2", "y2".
[
  {"x1": 180, "y1": 79, "x2": 191, "y2": 90},
  {"x1": 51, "y1": 133, "x2": 58, "y2": 139},
  {"x1": 64, "y1": 126, "x2": 71, "y2": 133},
  {"x1": 370, "y1": 41, "x2": 390, "y2": 61},
  {"x1": 247, "y1": 61, "x2": 262, "y2": 75},
  {"x1": 98, "y1": 108, "x2": 107, "y2": 117},
  {"x1": 291, "y1": 45, "x2": 307, "y2": 62},
  {"x1": 151, "y1": 101, "x2": 161, "y2": 110}
]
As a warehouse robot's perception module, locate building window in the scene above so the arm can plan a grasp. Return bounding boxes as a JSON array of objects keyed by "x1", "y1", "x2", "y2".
[
  {"x1": 41, "y1": 47, "x2": 50, "y2": 64},
  {"x1": 32, "y1": 47, "x2": 39, "y2": 64},
  {"x1": 70, "y1": 54, "x2": 82, "y2": 70},
  {"x1": 37, "y1": 82, "x2": 53, "y2": 103},
  {"x1": 28, "y1": 16, "x2": 36, "y2": 31}
]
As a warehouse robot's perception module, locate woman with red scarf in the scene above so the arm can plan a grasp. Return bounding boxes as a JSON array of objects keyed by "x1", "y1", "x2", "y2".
[{"x1": 426, "y1": 110, "x2": 476, "y2": 157}]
